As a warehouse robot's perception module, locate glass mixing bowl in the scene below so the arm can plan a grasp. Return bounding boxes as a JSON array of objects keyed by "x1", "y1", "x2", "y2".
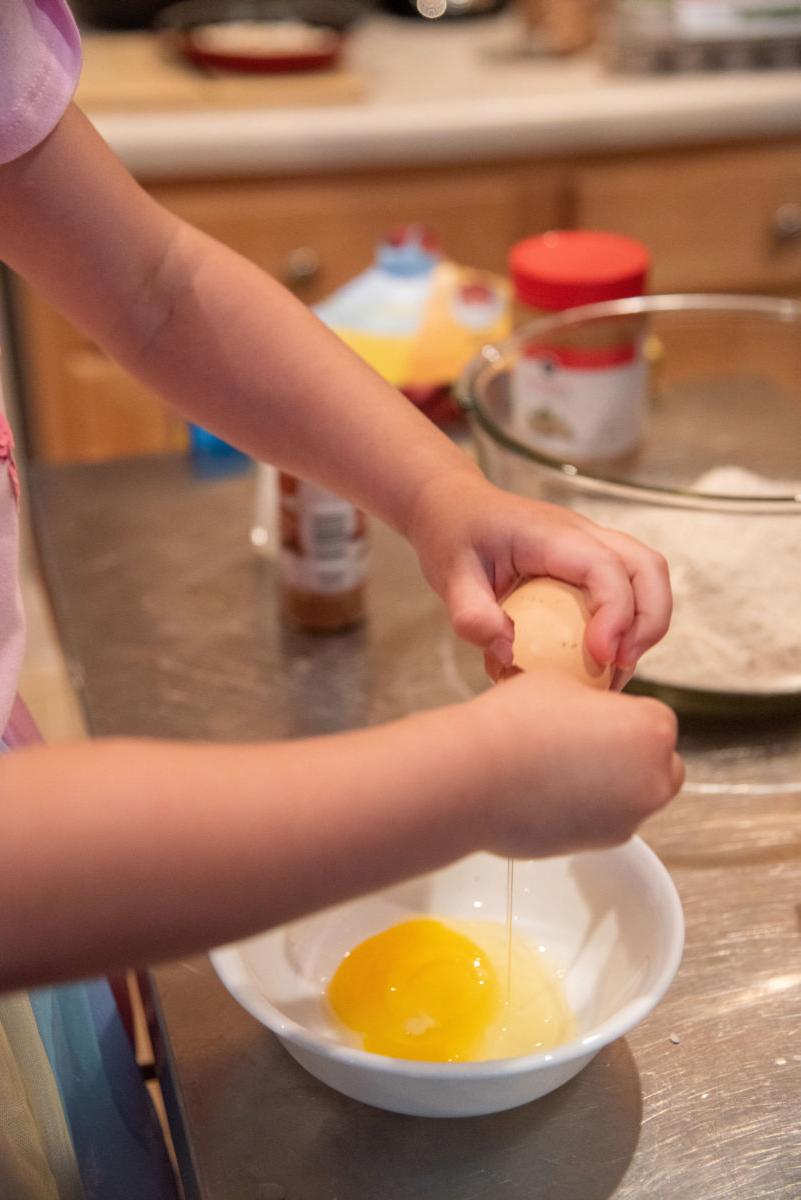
[{"x1": 458, "y1": 294, "x2": 801, "y2": 717}]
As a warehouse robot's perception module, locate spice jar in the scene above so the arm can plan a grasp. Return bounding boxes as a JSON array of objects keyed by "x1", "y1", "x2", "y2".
[
  {"x1": 508, "y1": 230, "x2": 650, "y2": 463},
  {"x1": 278, "y1": 472, "x2": 368, "y2": 632}
]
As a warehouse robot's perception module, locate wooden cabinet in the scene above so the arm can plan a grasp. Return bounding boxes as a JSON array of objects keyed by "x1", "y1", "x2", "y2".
[
  {"x1": 14, "y1": 292, "x2": 189, "y2": 464},
  {"x1": 570, "y1": 142, "x2": 801, "y2": 294},
  {"x1": 14, "y1": 137, "x2": 801, "y2": 462}
]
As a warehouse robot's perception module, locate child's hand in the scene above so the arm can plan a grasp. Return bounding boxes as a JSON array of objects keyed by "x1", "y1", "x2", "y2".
[
  {"x1": 465, "y1": 668, "x2": 684, "y2": 858},
  {"x1": 407, "y1": 468, "x2": 671, "y2": 681}
]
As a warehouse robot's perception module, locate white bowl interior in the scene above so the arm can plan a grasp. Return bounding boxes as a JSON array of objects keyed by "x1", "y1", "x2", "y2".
[{"x1": 219, "y1": 840, "x2": 683, "y2": 1064}]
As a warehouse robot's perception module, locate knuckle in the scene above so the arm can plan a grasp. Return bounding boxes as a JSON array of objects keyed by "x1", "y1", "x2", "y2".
[
  {"x1": 649, "y1": 548, "x2": 671, "y2": 579},
  {"x1": 603, "y1": 818, "x2": 638, "y2": 848},
  {"x1": 452, "y1": 606, "x2": 485, "y2": 640},
  {"x1": 641, "y1": 762, "x2": 680, "y2": 816},
  {"x1": 637, "y1": 697, "x2": 678, "y2": 745}
]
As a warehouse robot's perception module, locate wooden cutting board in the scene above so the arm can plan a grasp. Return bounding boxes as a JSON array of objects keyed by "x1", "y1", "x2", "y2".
[{"x1": 77, "y1": 32, "x2": 366, "y2": 111}]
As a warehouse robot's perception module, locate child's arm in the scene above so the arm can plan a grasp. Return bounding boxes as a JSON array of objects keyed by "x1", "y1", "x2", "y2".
[
  {"x1": 0, "y1": 104, "x2": 669, "y2": 673},
  {"x1": 0, "y1": 107, "x2": 684, "y2": 994},
  {"x1": 0, "y1": 670, "x2": 682, "y2": 992}
]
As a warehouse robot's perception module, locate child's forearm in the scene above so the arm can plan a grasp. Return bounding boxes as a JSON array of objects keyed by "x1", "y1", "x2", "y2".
[
  {"x1": 0, "y1": 669, "x2": 683, "y2": 992},
  {"x1": 0, "y1": 104, "x2": 479, "y2": 536},
  {"x1": 0, "y1": 707, "x2": 486, "y2": 992}
]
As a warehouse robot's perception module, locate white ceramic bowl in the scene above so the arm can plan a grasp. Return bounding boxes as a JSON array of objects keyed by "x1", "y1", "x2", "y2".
[{"x1": 211, "y1": 840, "x2": 683, "y2": 1118}]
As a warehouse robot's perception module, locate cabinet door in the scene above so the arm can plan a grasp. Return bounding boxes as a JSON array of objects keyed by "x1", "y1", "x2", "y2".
[
  {"x1": 151, "y1": 164, "x2": 564, "y2": 305},
  {"x1": 571, "y1": 142, "x2": 801, "y2": 294},
  {"x1": 14, "y1": 279, "x2": 188, "y2": 464}
]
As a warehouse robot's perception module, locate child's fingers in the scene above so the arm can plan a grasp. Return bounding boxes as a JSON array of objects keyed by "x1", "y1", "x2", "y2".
[
  {"x1": 446, "y1": 554, "x2": 514, "y2": 661},
  {"x1": 590, "y1": 528, "x2": 672, "y2": 667},
  {"x1": 432, "y1": 494, "x2": 671, "y2": 674},
  {"x1": 509, "y1": 520, "x2": 671, "y2": 669},
  {"x1": 610, "y1": 665, "x2": 636, "y2": 692},
  {"x1": 484, "y1": 651, "x2": 521, "y2": 682},
  {"x1": 517, "y1": 533, "x2": 636, "y2": 667}
]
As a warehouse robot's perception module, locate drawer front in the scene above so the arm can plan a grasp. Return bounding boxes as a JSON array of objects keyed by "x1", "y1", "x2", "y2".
[
  {"x1": 54, "y1": 344, "x2": 188, "y2": 463},
  {"x1": 17, "y1": 284, "x2": 187, "y2": 463},
  {"x1": 571, "y1": 143, "x2": 801, "y2": 294}
]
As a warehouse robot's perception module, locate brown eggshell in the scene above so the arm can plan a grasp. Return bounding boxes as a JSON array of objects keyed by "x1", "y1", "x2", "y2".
[{"x1": 500, "y1": 578, "x2": 613, "y2": 690}]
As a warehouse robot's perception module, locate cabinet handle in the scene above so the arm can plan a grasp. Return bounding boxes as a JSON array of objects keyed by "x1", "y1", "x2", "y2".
[
  {"x1": 771, "y1": 203, "x2": 801, "y2": 244},
  {"x1": 281, "y1": 247, "x2": 321, "y2": 289}
]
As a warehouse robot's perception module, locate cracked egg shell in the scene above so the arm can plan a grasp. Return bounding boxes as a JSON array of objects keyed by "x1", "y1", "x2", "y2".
[{"x1": 501, "y1": 578, "x2": 613, "y2": 690}]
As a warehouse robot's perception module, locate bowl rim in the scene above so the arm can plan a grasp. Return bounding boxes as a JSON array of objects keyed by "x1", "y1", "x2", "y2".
[
  {"x1": 458, "y1": 292, "x2": 801, "y2": 515},
  {"x1": 210, "y1": 837, "x2": 685, "y2": 1079}
]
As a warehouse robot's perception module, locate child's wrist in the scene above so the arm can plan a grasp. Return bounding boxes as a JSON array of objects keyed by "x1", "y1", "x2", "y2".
[
  {"x1": 408, "y1": 699, "x2": 495, "y2": 858},
  {"x1": 449, "y1": 691, "x2": 516, "y2": 856},
  {"x1": 402, "y1": 461, "x2": 487, "y2": 551}
]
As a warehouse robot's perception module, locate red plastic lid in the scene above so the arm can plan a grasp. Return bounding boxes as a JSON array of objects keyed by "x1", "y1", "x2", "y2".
[{"x1": 509, "y1": 230, "x2": 650, "y2": 311}]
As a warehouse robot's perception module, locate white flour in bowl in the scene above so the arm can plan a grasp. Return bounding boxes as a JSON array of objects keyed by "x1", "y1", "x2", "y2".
[{"x1": 580, "y1": 467, "x2": 801, "y2": 694}]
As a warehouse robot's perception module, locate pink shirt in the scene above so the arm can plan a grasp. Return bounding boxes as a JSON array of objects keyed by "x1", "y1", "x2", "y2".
[
  {"x1": 0, "y1": 0, "x2": 81, "y2": 732},
  {"x1": 0, "y1": 0, "x2": 82, "y2": 166}
]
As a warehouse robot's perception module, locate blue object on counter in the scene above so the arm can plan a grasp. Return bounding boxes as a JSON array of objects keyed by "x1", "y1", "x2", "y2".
[
  {"x1": 188, "y1": 424, "x2": 248, "y2": 458},
  {"x1": 188, "y1": 424, "x2": 250, "y2": 480}
]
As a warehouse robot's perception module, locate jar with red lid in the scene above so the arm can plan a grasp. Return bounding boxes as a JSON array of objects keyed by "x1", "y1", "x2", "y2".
[{"x1": 508, "y1": 230, "x2": 651, "y2": 463}]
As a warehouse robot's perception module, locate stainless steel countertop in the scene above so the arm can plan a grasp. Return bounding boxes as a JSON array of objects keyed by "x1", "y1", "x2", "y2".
[{"x1": 29, "y1": 455, "x2": 801, "y2": 1200}]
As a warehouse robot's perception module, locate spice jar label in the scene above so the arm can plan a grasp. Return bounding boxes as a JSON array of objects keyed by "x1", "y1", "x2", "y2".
[{"x1": 280, "y1": 478, "x2": 368, "y2": 596}]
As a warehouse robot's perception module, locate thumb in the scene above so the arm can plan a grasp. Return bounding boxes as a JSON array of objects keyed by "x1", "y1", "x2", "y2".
[{"x1": 446, "y1": 556, "x2": 514, "y2": 665}]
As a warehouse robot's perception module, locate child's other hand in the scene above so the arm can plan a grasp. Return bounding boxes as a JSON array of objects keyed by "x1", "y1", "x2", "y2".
[
  {"x1": 466, "y1": 669, "x2": 684, "y2": 858},
  {"x1": 407, "y1": 469, "x2": 671, "y2": 682}
]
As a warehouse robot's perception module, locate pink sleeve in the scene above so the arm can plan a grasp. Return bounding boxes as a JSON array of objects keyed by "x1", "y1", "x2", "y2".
[{"x1": 0, "y1": 0, "x2": 82, "y2": 166}]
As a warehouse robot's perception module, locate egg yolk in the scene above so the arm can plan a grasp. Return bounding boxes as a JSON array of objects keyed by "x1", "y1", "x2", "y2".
[{"x1": 327, "y1": 918, "x2": 499, "y2": 1062}]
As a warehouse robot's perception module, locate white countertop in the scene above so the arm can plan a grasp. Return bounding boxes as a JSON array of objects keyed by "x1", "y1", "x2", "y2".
[{"x1": 90, "y1": 12, "x2": 801, "y2": 177}]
